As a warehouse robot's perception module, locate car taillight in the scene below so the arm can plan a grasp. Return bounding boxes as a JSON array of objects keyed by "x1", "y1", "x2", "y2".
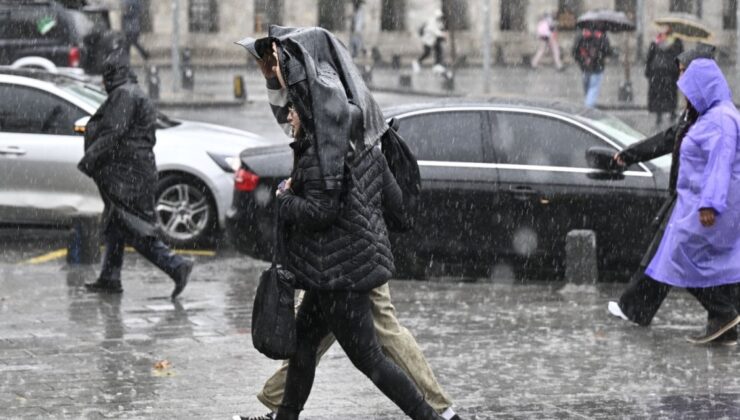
[
  {"x1": 235, "y1": 168, "x2": 260, "y2": 192},
  {"x1": 68, "y1": 47, "x2": 81, "y2": 67}
]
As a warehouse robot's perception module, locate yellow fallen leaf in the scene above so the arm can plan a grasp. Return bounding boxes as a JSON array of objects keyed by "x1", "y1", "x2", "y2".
[{"x1": 153, "y1": 360, "x2": 172, "y2": 370}]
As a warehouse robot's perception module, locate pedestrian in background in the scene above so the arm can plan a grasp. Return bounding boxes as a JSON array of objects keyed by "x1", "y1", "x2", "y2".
[
  {"x1": 78, "y1": 38, "x2": 192, "y2": 299},
  {"x1": 349, "y1": 0, "x2": 365, "y2": 58},
  {"x1": 643, "y1": 58, "x2": 740, "y2": 344},
  {"x1": 572, "y1": 24, "x2": 612, "y2": 108},
  {"x1": 530, "y1": 12, "x2": 562, "y2": 70},
  {"x1": 412, "y1": 9, "x2": 447, "y2": 74},
  {"x1": 121, "y1": 0, "x2": 150, "y2": 61},
  {"x1": 645, "y1": 27, "x2": 683, "y2": 126}
]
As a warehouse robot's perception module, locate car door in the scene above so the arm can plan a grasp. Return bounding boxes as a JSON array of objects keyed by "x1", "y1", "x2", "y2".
[
  {"x1": 488, "y1": 109, "x2": 662, "y2": 269},
  {"x1": 0, "y1": 83, "x2": 99, "y2": 225},
  {"x1": 393, "y1": 109, "x2": 497, "y2": 261}
]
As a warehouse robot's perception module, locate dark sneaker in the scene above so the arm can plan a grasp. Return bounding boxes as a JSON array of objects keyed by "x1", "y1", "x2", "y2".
[
  {"x1": 450, "y1": 415, "x2": 464, "y2": 420},
  {"x1": 171, "y1": 260, "x2": 193, "y2": 300},
  {"x1": 84, "y1": 279, "x2": 123, "y2": 294},
  {"x1": 686, "y1": 315, "x2": 740, "y2": 344},
  {"x1": 232, "y1": 413, "x2": 275, "y2": 420}
]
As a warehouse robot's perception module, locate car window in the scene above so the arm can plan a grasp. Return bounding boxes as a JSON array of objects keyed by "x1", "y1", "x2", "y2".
[
  {"x1": 492, "y1": 111, "x2": 604, "y2": 168},
  {"x1": 0, "y1": 8, "x2": 68, "y2": 40},
  {"x1": 0, "y1": 84, "x2": 87, "y2": 136},
  {"x1": 396, "y1": 111, "x2": 484, "y2": 162}
]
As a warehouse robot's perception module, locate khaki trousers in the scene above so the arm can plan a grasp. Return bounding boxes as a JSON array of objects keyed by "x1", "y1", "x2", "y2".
[{"x1": 256, "y1": 283, "x2": 453, "y2": 413}]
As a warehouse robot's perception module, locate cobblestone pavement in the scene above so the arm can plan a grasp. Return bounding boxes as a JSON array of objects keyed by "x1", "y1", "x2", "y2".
[{"x1": 2, "y1": 250, "x2": 740, "y2": 419}]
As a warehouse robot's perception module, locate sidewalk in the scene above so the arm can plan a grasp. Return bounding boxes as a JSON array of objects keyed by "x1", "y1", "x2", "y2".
[{"x1": 2, "y1": 253, "x2": 740, "y2": 418}]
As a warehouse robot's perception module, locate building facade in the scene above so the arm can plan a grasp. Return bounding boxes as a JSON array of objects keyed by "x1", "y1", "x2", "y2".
[{"x1": 101, "y1": 0, "x2": 740, "y2": 65}]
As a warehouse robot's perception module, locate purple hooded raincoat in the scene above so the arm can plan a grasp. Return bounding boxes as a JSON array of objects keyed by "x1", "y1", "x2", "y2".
[{"x1": 645, "y1": 59, "x2": 740, "y2": 288}]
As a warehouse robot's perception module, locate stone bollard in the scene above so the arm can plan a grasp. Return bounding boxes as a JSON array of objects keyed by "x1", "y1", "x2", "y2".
[
  {"x1": 66, "y1": 216, "x2": 101, "y2": 265},
  {"x1": 565, "y1": 229, "x2": 598, "y2": 284},
  {"x1": 399, "y1": 73, "x2": 412, "y2": 88},
  {"x1": 147, "y1": 65, "x2": 160, "y2": 100}
]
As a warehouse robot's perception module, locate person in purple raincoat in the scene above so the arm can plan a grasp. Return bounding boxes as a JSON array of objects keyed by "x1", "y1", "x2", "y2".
[{"x1": 645, "y1": 58, "x2": 740, "y2": 344}]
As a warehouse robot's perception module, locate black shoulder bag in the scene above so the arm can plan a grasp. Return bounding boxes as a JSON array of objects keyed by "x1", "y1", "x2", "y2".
[{"x1": 251, "y1": 204, "x2": 296, "y2": 360}]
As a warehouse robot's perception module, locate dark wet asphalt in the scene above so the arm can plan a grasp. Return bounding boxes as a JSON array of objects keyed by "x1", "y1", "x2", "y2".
[{"x1": 2, "y1": 245, "x2": 740, "y2": 419}]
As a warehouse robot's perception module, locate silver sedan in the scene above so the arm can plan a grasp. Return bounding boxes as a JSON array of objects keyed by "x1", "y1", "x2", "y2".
[{"x1": 0, "y1": 70, "x2": 271, "y2": 247}]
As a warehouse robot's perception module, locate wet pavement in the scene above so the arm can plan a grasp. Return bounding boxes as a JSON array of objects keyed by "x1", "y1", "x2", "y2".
[{"x1": 2, "y1": 248, "x2": 740, "y2": 419}]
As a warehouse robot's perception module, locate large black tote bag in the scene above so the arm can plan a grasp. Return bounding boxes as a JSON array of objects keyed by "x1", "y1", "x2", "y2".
[{"x1": 251, "y1": 208, "x2": 296, "y2": 360}]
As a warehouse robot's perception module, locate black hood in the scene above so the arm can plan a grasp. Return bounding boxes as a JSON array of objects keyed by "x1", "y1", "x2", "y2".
[
  {"x1": 102, "y1": 44, "x2": 136, "y2": 93},
  {"x1": 238, "y1": 26, "x2": 387, "y2": 190},
  {"x1": 676, "y1": 42, "x2": 716, "y2": 68}
]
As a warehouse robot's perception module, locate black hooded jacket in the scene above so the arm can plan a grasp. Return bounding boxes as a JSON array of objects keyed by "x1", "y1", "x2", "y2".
[{"x1": 77, "y1": 47, "x2": 159, "y2": 236}]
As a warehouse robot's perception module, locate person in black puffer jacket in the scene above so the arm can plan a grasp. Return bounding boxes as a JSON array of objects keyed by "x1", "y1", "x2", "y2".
[{"x1": 274, "y1": 101, "x2": 442, "y2": 419}]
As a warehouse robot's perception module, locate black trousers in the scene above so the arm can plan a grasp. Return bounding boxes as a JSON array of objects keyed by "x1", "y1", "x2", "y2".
[
  {"x1": 278, "y1": 289, "x2": 439, "y2": 420},
  {"x1": 100, "y1": 217, "x2": 185, "y2": 282},
  {"x1": 125, "y1": 33, "x2": 150, "y2": 61},
  {"x1": 418, "y1": 39, "x2": 443, "y2": 65}
]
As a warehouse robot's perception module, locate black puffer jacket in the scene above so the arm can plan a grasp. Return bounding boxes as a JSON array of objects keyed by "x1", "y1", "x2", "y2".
[{"x1": 278, "y1": 136, "x2": 404, "y2": 292}]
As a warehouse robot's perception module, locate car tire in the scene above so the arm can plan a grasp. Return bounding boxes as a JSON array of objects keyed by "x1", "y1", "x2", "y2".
[{"x1": 155, "y1": 174, "x2": 217, "y2": 249}]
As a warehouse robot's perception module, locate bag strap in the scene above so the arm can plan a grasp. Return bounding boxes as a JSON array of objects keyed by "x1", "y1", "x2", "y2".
[{"x1": 271, "y1": 200, "x2": 285, "y2": 268}]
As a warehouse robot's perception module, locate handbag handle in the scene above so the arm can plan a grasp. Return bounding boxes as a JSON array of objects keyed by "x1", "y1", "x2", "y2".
[{"x1": 271, "y1": 200, "x2": 285, "y2": 268}]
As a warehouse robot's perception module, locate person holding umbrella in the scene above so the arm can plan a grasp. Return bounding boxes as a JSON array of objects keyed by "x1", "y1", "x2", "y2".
[
  {"x1": 645, "y1": 26, "x2": 683, "y2": 126},
  {"x1": 572, "y1": 23, "x2": 612, "y2": 108}
]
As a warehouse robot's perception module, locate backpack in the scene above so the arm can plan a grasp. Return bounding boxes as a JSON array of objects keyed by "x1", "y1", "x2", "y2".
[{"x1": 381, "y1": 119, "x2": 421, "y2": 232}]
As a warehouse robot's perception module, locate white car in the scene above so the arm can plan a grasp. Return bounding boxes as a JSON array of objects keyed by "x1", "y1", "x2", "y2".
[{"x1": 0, "y1": 69, "x2": 271, "y2": 247}]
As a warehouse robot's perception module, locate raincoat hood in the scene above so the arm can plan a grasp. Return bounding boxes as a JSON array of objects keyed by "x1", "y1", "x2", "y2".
[
  {"x1": 677, "y1": 59, "x2": 731, "y2": 115},
  {"x1": 237, "y1": 25, "x2": 387, "y2": 190},
  {"x1": 102, "y1": 47, "x2": 137, "y2": 93}
]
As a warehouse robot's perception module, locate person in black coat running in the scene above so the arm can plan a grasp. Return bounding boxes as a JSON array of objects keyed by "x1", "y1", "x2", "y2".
[
  {"x1": 78, "y1": 40, "x2": 192, "y2": 298},
  {"x1": 607, "y1": 43, "x2": 724, "y2": 331}
]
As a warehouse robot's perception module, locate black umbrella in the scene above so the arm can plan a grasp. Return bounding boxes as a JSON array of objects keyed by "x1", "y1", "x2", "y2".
[{"x1": 576, "y1": 10, "x2": 635, "y2": 32}]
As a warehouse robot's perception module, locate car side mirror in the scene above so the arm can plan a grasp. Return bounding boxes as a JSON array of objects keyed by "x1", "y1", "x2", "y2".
[
  {"x1": 586, "y1": 146, "x2": 625, "y2": 180},
  {"x1": 73, "y1": 116, "x2": 90, "y2": 135}
]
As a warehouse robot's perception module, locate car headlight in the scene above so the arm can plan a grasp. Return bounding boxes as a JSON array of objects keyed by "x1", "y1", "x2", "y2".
[{"x1": 207, "y1": 152, "x2": 241, "y2": 173}]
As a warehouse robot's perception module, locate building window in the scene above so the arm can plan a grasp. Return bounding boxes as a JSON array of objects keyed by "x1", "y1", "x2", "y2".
[
  {"x1": 318, "y1": 0, "x2": 346, "y2": 31},
  {"x1": 615, "y1": 0, "x2": 636, "y2": 20},
  {"x1": 189, "y1": 0, "x2": 218, "y2": 33},
  {"x1": 381, "y1": 0, "x2": 405, "y2": 31},
  {"x1": 140, "y1": 0, "x2": 152, "y2": 33},
  {"x1": 500, "y1": 0, "x2": 527, "y2": 31},
  {"x1": 670, "y1": 0, "x2": 702, "y2": 17},
  {"x1": 254, "y1": 0, "x2": 283, "y2": 33},
  {"x1": 724, "y1": 0, "x2": 737, "y2": 29},
  {"x1": 557, "y1": 0, "x2": 582, "y2": 30}
]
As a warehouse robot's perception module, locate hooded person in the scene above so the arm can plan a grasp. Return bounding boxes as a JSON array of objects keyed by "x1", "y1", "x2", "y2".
[
  {"x1": 607, "y1": 44, "x2": 728, "y2": 330},
  {"x1": 236, "y1": 27, "x2": 445, "y2": 420},
  {"x1": 641, "y1": 58, "x2": 740, "y2": 343},
  {"x1": 78, "y1": 38, "x2": 192, "y2": 299}
]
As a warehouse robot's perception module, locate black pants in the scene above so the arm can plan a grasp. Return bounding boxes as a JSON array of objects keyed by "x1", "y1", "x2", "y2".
[
  {"x1": 278, "y1": 289, "x2": 439, "y2": 420},
  {"x1": 100, "y1": 217, "x2": 184, "y2": 282},
  {"x1": 125, "y1": 33, "x2": 150, "y2": 61},
  {"x1": 418, "y1": 39, "x2": 443, "y2": 65}
]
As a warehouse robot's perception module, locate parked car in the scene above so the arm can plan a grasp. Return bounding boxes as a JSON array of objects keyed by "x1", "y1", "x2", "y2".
[
  {"x1": 0, "y1": 0, "x2": 112, "y2": 75},
  {"x1": 226, "y1": 100, "x2": 671, "y2": 278},
  {"x1": 0, "y1": 68, "x2": 273, "y2": 247}
]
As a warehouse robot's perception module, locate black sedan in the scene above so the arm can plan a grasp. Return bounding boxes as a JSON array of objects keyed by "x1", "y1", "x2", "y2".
[{"x1": 226, "y1": 100, "x2": 670, "y2": 278}]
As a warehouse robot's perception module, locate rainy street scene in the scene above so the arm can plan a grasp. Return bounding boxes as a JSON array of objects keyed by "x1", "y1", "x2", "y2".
[{"x1": 4, "y1": 0, "x2": 740, "y2": 419}]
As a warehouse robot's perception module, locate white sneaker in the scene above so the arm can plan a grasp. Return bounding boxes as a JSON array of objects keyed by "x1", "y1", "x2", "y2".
[
  {"x1": 432, "y1": 64, "x2": 446, "y2": 74},
  {"x1": 411, "y1": 60, "x2": 420, "y2": 73},
  {"x1": 608, "y1": 301, "x2": 629, "y2": 321}
]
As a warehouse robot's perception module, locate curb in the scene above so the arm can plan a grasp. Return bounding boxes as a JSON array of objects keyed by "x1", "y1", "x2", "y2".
[{"x1": 155, "y1": 98, "x2": 246, "y2": 108}]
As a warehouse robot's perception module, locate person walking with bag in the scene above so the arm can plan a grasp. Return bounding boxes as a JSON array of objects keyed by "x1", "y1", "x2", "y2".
[
  {"x1": 637, "y1": 58, "x2": 740, "y2": 344},
  {"x1": 239, "y1": 27, "x2": 443, "y2": 420},
  {"x1": 78, "y1": 37, "x2": 192, "y2": 299},
  {"x1": 530, "y1": 12, "x2": 562, "y2": 70},
  {"x1": 572, "y1": 24, "x2": 612, "y2": 108}
]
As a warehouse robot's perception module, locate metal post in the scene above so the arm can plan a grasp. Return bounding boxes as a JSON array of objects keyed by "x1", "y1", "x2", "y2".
[
  {"x1": 171, "y1": 0, "x2": 181, "y2": 92},
  {"x1": 636, "y1": 0, "x2": 645, "y2": 61},
  {"x1": 482, "y1": 0, "x2": 491, "y2": 94}
]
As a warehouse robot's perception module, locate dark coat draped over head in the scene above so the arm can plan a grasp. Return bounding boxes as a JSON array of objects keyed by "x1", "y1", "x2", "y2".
[
  {"x1": 77, "y1": 45, "x2": 159, "y2": 236},
  {"x1": 241, "y1": 25, "x2": 388, "y2": 190}
]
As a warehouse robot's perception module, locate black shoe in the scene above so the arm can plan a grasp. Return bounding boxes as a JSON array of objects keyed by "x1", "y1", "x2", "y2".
[
  {"x1": 232, "y1": 413, "x2": 275, "y2": 420},
  {"x1": 171, "y1": 259, "x2": 193, "y2": 300},
  {"x1": 84, "y1": 279, "x2": 123, "y2": 294},
  {"x1": 686, "y1": 314, "x2": 740, "y2": 344},
  {"x1": 450, "y1": 415, "x2": 464, "y2": 420}
]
